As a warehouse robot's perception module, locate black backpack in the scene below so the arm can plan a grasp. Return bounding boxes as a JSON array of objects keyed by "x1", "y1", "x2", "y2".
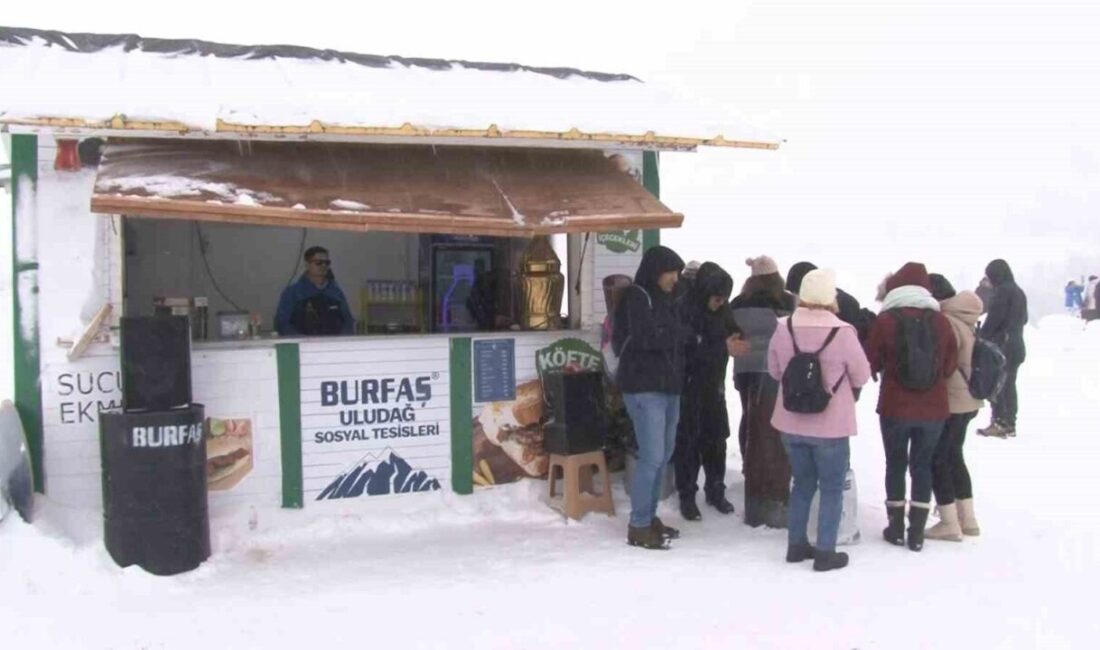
[
  {"x1": 888, "y1": 309, "x2": 940, "y2": 391},
  {"x1": 960, "y1": 334, "x2": 1007, "y2": 400},
  {"x1": 780, "y1": 318, "x2": 845, "y2": 414}
]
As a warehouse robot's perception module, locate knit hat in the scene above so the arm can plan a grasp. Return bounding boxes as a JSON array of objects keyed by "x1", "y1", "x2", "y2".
[
  {"x1": 798, "y1": 269, "x2": 837, "y2": 307},
  {"x1": 745, "y1": 255, "x2": 779, "y2": 277},
  {"x1": 885, "y1": 262, "x2": 932, "y2": 292},
  {"x1": 928, "y1": 273, "x2": 957, "y2": 301},
  {"x1": 785, "y1": 261, "x2": 817, "y2": 293}
]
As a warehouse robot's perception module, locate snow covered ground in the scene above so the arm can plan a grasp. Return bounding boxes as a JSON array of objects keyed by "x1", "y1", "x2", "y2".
[{"x1": 2, "y1": 315, "x2": 1098, "y2": 649}]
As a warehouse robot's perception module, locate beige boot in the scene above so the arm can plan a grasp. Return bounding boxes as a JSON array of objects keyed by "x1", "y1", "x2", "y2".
[
  {"x1": 926, "y1": 502, "x2": 964, "y2": 542},
  {"x1": 957, "y1": 498, "x2": 981, "y2": 536}
]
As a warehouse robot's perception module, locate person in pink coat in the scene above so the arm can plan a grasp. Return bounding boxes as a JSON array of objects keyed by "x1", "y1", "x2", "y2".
[{"x1": 767, "y1": 269, "x2": 872, "y2": 571}]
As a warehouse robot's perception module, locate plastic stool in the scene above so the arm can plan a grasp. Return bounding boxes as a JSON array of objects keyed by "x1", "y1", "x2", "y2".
[{"x1": 547, "y1": 451, "x2": 615, "y2": 520}]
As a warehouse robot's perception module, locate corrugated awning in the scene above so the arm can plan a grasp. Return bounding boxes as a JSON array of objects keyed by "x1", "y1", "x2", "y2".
[{"x1": 90, "y1": 139, "x2": 683, "y2": 237}]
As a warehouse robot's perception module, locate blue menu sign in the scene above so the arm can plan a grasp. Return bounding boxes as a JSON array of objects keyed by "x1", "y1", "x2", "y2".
[{"x1": 474, "y1": 339, "x2": 516, "y2": 403}]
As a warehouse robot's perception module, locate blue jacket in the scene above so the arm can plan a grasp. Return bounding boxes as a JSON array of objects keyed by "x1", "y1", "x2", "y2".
[
  {"x1": 275, "y1": 274, "x2": 354, "y2": 336},
  {"x1": 1065, "y1": 285, "x2": 1084, "y2": 308}
]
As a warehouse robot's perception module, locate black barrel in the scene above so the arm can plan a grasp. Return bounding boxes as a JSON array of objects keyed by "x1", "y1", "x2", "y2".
[{"x1": 99, "y1": 405, "x2": 210, "y2": 576}]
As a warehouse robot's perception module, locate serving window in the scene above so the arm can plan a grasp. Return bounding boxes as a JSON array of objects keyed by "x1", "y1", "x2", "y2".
[{"x1": 122, "y1": 218, "x2": 580, "y2": 340}]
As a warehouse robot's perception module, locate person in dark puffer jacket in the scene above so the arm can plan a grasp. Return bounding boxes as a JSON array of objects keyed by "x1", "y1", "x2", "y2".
[
  {"x1": 613, "y1": 245, "x2": 687, "y2": 550},
  {"x1": 673, "y1": 262, "x2": 737, "y2": 520},
  {"x1": 977, "y1": 259, "x2": 1028, "y2": 438},
  {"x1": 864, "y1": 262, "x2": 958, "y2": 552}
]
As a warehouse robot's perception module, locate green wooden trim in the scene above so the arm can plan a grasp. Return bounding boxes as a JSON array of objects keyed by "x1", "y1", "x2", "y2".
[
  {"x1": 642, "y1": 151, "x2": 661, "y2": 251},
  {"x1": 449, "y1": 337, "x2": 473, "y2": 495},
  {"x1": 11, "y1": 133, "x2": 43, "y2": 493},
  {"x1": 276, "y1": 343, "x2": 303, "y2": 508}
]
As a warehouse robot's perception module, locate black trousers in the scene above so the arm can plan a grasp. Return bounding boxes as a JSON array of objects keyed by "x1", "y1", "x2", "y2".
[
  {"x1": 932, "y1": 411, "x2": 976, "y2": 505},
  {"x1": 674, "y1": 435, "x2": 728, "y2": 499},
  {"x1": 993, "y1": 360, "x2": 1022, "y2": 426},
  {"x1": 880, "y1": 417, "x2": 943, "y2": 505}
]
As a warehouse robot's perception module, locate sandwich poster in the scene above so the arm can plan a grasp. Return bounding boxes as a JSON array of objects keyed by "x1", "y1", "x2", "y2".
[
  {"x1": 205, "y1": 417, "x2": 253, "y2": 491},
  {"x1": 472, "y1": 338, "x2": 602, "y2": 488}
]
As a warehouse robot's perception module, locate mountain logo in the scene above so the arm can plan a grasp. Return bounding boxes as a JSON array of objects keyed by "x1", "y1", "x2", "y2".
[{"x1": 316, "y1": 448, "x2": 442, "y2": 500}]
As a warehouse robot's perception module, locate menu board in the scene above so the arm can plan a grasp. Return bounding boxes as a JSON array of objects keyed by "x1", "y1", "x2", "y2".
[{"x1": 473, "y1": 339, "x2": 516, "y2": 403}]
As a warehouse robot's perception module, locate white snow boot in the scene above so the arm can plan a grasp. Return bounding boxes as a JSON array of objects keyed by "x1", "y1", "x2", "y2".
[
  {"x1": 926, "y1": 502, "x2": 964, "y2": 542},
  {"x1": 957, "y1": 498, "x2": 981, "y2": 536}
]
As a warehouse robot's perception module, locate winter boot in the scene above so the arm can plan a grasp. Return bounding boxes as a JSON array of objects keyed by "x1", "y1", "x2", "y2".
[
  {"x1": 652, "y1": 516, "x2": 680, "y2": 540},
  {"x1": 883, "y1": 501, "x2": 907, "y2": 546},
  {"x1": 978, "y1": 421, "x2": 1009, "y2": 438},
  {"x1": 907, "y1": 502, "x2": 932, "y2": 552},
  {"x1": 705, "y1": 486, "x2": 736, "y2": 515},
  {"x1": 925, "y1": 502, "x2": 964, "y2": 542},
  {"x1": 679, "y1": 495, "x2": 702, "y2": 521},
  {"x1": 957, "y1": 498, "x2": 981, "y2": 536},
  {"x1": 813, "y1": 550, "x2": 849, "y2": 572},
  {"x1": 786, "y1": 542, "x2": 816, "y2": 563},
  {"x1": 627, "y1": 524, "x2": 670, "y2": 550}
]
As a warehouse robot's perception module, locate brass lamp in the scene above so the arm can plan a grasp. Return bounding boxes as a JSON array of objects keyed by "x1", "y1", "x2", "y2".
[{"x1": 519, "y1": 235, "x2": 564, "y2": 330}]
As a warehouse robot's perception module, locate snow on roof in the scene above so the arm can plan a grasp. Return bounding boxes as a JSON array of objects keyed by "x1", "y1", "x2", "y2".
[{"x1": 0, "y1": 27, "x2": 780, "y2": 151}]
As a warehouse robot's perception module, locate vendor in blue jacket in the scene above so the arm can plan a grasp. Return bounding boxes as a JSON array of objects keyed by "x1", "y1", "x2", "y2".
[{"x1": 275, "y1": 246, "x2": 355, "y2": 336}]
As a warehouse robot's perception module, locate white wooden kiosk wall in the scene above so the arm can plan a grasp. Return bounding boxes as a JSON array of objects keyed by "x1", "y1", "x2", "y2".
[{"x1": 16, "y1": 133, "x2": 651, "y2": 530}]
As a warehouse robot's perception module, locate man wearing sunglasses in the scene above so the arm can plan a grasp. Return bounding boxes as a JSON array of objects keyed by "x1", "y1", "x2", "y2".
[{"x1": 275, "y1": 246, "x2": 355, "y2": 336}]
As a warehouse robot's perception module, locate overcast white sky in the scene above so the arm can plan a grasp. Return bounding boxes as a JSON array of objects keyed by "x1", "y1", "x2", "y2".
[{"x1": 4, "y1": 0, "x2": 1100, "y2": 313}]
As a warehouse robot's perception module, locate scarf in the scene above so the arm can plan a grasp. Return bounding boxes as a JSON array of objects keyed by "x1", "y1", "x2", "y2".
[{"x1": 881, "y1": 285, "x2": 940, "y2": 312}]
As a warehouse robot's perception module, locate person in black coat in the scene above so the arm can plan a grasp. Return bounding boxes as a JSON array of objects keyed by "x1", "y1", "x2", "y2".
[
  {"x1": 978, "y1": 259, "x2": 1029, "y2": 438},
  {"x1": 613, "y1": 245, "x2": 687, "y2": 549},
  {"x1": 673, "y1": 262, "x2": 737, "y2": 520},
  {"x1": 787, "y1": 261, "x2": 873, "y2": 341}
]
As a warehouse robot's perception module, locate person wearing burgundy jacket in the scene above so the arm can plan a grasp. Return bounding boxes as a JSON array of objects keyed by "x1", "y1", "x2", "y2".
[
  {"x1": 864, "y1": 262, "x2": 958, "y2": 552},
  {"x1": 768, "y1": 269, "x2": 872, "y2": 571}
]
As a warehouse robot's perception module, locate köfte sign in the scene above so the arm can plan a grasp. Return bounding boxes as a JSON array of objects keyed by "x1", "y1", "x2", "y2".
[{"x1": 536, "y1": 338, "x2": 603, "y2": 380}]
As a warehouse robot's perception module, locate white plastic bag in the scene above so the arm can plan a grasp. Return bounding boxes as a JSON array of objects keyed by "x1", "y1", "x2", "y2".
[{"x1": 807, "y1": 468, "x2": 860, "y2": 546}]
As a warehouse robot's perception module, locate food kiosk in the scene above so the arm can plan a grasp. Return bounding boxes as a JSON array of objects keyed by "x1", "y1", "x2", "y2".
[{"x1": 1, "y1": 26, "x2": 779, "y2": 532}]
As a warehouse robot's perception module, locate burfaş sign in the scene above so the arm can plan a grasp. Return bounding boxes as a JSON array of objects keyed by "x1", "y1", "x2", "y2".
[
  {"x1": 596, "y1": 230, "x2": 642, "y2": 254},
  {"x1": 306, "y1": 372, "x2": 447, "y2": 500},
  {"x1": 314, "y1": 375, "x2": 441, "y2": 442}
]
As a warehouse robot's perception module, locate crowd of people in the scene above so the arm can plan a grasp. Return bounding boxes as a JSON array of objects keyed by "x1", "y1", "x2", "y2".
[
  {"x1": 1065, "y1": 275, "x2": 1100, "y2": 321},
  {"x1": 609, "y1": 247, "x2": 1030, "y2": 571}
]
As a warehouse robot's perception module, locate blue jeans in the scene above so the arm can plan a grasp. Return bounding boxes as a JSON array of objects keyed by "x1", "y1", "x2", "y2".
[
  {"x1": 624, "y1": 392, "x2": 681, "y2": 528},
  {"x1": 880, "y1": 417, "x2": 944, "y2": 505},
  {"x1": 782, "y1": 434, "x2": 850, "y2": 552}
]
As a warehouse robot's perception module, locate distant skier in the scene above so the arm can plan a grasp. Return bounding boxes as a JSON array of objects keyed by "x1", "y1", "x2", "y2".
[{"x1": 1064, "y1": 280, "x2": 1084, "y2": 317}]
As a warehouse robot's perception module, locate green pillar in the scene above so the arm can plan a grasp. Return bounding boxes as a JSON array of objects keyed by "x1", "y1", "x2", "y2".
[
  {"x1": 642, "y1": 151, "x2": 661, "y2": 251},
  {"x1": 11, "y1": 133, "x2": 43, "y2": 492},
  {"x1": 276, "y1": 343, "x2": 303, "y2": 508},
  {"x1": 449, "y1": 337, "x2": 473, "y2": 495}
]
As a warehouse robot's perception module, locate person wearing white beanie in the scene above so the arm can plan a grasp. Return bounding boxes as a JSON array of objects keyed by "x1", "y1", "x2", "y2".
[
  {"x1": 798, "y1": 269, "x2": 839, "y2": 310},
  {"x1": 766, "y1": 268, "x2": 872, "y2": 571}
]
